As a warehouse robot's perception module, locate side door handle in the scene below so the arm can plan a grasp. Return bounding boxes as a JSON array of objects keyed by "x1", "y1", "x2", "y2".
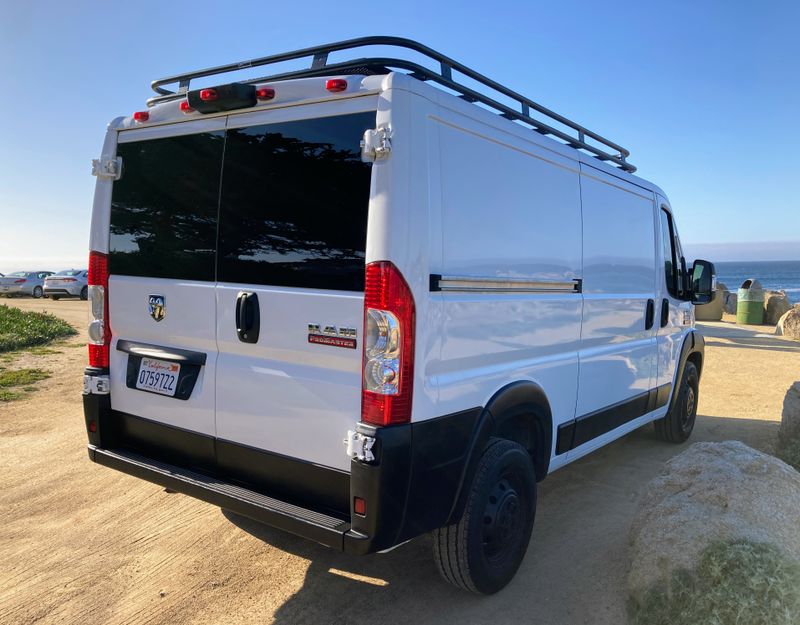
[
  {"x1": 660, "y1": 298, "x2": 669, "y2": 328},
  {"x1": 235, "y1": 291, "x2": 260, "y2": 344},
  {"x1": 645, "y1": 299, "x2": 655, "y2": 330}
]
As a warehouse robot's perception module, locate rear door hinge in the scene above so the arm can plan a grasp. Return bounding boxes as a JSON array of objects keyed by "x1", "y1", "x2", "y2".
[
  {"x1": 344, "y1": 429, "x2": 376, "y2": 462},
  {"x1": 91, "y1": 156, "x2": 122, "y2": 180},
  {"x1": 360, "y1": 127, "x2": 392, "y2": 162}
]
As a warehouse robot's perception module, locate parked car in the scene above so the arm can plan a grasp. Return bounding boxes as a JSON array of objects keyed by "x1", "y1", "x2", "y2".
[
  {"x1": 0, "y1": 271, "x2": 54, "y2": 298},
  {"x1": 44, "y1": 269, "x2": 89, "y2": 300},
  {"x1": 82, "y1": 38, "x2": 715, "y2": 594}
]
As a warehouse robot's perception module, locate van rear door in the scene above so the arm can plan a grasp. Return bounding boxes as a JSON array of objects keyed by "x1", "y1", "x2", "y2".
[
  {"x1": 214, "y1": 108, "x2": 376, "y2": 472},
  {"x1": 107, "y1": 120, "x2": 225, "y2": 438}
]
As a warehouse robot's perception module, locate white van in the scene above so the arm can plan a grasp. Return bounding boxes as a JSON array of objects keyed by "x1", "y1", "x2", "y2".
[{"x1": 83, "y1": 37, "x2": 715, "y2": 594}]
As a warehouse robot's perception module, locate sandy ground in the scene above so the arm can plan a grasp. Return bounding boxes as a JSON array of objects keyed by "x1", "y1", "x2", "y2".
[{"x1": 1, "y1": 299, "x2": 799, "y2": 625}]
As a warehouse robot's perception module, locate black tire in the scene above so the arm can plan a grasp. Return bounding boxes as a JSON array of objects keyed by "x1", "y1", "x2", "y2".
[
  {"x1": 33, "y1": 286, "x2": 43, "y2": 299},
  {"x1": 80, "y1": 286, "x2": 88, "y2": 301},
  {"x1": 51, "y1": 295, "x2": 60, "y2": 301},
  {"x1": 432, "y1": 438, "x2": 536, "y2": 594},
  {"x1": 655, "y1": 361, "x2": 699, "y2": 443}
]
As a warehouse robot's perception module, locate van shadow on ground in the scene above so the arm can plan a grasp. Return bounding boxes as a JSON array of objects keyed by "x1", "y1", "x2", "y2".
[
  {"x1": 223, "y1": 414, "x2": 780, "y2": 625},
  {"x1": 697, "y1": 321, "x2": 800, "y2": 353}
]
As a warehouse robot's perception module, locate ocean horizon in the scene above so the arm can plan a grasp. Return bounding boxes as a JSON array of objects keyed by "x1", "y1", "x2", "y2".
[{"x1": 714, "y1": 260, "x2": 800, "y2": 295}]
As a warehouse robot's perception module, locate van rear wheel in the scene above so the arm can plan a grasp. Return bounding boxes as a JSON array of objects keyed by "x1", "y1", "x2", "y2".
[
  {"x1": 432, "y1": 438, "x2": 536, "y2": 594},
  {"x1": 655, "y1": 361, "x2": 699, "y2": 443}
]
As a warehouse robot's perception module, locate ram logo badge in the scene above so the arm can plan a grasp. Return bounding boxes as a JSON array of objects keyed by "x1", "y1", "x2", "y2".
[
  {"x1": 308, "y1": 323, "x2": 357, "y2": 349},
  {"x1": 148, "y1": 294, "x2": 166, "y2": 322}
]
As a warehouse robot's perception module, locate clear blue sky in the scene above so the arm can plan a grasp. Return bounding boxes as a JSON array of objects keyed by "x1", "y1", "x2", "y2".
[{"x1": 1, "y1": 0, "x2": 798, "y2": 271}]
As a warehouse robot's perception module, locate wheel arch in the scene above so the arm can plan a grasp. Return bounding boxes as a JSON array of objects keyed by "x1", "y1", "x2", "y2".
[
  {"x1": 446, "y1": 380, "x2": 553, "y2": 525},
  {"x1": 669, "y1": 330, "x2": 704, "y2": 415}
]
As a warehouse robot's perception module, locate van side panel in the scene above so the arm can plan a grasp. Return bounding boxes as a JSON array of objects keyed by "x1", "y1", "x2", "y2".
[
  {"x1": 430, "y1": 113, "x2": 583, "y2": 447},
  {"x1": 576, "y1": 165, "x2": 657, "y2": 420}
]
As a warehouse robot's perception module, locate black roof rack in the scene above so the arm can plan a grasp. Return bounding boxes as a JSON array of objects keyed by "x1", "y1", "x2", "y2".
[{"x1": 148, "y1": 36, "x2": 636, "y2": 173}]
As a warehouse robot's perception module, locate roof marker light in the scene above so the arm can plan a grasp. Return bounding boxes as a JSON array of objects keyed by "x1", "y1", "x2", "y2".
[
  {"x1": 132, "y1": 111, "x2": 149, "y2": 122},
  {"x1": 256, "y1": 87, "x2": 275, "y2": 100},
  {"x1": 179, "y1": 100, "x2": 194, "y2": 113},
  {"x1": 199, "y1": 88, "x2": 218, "y2": 101},
  {"x1": 325, "y1": 79, "x2": 348, "y2": 93}
]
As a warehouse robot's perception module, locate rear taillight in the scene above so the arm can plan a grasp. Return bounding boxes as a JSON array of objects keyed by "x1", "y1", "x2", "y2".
[
  {"x1": 179, "y1": 100, "x2": 194, "y2": 113},
  {"x1": 62, "y1": 278, "x2": 77, "y2": 283},
  {"x1": 132, "y1": 111, "x2": 149, "y2": 122},
  {"x1": 14, "y1": 279, "x2": 26, "y2": 283},
  {"x1": 87, "y1": 251, "x2": 110, "y2": 368},
  {"x1": 199, "y1": 88, "x2": 218, "y2": 101},
  {"x1": 361, "y1": 262, "x2": 415, "y2": 426}
]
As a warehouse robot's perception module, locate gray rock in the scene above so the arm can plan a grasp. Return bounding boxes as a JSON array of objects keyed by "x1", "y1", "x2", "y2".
[
  {"x1": 765, "y1": 290, "x2": 793, "y2": 325},
  {"x1": 776, "y1": 305, "x2": 800, "y2": 339},
  {"x1": 628, "y1": 441, "x2": 800, "y2": 597},
  {"x1": 723, "y1": 291, "x2": 738, "y2": 315}
]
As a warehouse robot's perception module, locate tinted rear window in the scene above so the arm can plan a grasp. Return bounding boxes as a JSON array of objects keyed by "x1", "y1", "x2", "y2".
[
  {"x1": 108, "y1": 112, "x2": 373, "y2": 290},
  {"x1": 217, "y1": 112, "x2": 374, "y2": 291},
  {"x1": 109, "y1": 131, "x2": 224, "y2": 281}
]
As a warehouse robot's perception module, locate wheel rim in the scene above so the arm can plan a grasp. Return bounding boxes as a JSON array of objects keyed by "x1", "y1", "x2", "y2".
[
  {"x1": 681, "y1": 385, "x2": 696, "y2": 430},
  {"x1": 34, "y1": 287, "x2": 42, "y2": 298},
  {"x1": 482, "y1": 477, "x2": 524, "y2": 565}
]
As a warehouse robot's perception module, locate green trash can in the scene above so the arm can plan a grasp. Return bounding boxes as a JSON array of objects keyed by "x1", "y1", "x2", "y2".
[{"x1": 737, "y1": 278, "x2": 764, "y2": 324}]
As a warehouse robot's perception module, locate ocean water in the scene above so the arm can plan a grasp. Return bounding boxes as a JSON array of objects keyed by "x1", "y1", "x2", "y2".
[{"x1": 715, "y1": 260, "x2": 800, "y2": 296}]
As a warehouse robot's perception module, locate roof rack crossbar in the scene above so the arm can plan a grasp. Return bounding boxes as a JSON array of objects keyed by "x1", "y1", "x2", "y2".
[{"x1": 148, "y1": 36, "x2": 636, "y2": 173}]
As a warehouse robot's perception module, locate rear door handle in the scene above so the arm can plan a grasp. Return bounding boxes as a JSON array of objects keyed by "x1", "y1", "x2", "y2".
[
  {"x1": 660, "y1": 298, "x2": 669, "y2": 327},
  {"x1": 645, "y1": 299, "x2": 655, "y2": 330},
  {"x1": 235, "y1": 291, "x2": 260, "y2": 344}
]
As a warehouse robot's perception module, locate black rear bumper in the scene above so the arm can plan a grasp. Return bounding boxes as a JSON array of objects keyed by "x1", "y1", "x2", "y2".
[
  {"x1": 83, "y1": 382, "x2": 481, "y2": 555},
  {"x1": 88, "y1": 445, "x2": 352, "y2": 549}
]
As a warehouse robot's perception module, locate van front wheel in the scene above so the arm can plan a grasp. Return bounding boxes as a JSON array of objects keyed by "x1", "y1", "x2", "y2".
[
  {"x1": 432, "y1": 438, "x2": 536, "y2": 594},
  {"x1": 655, "y1": 361, "x2": 699, "y2": 443}
]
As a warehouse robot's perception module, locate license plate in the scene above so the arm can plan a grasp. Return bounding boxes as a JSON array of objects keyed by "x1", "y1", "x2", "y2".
[{"x1": 135, "y1": 357, "x2": 180, "y2": 397}]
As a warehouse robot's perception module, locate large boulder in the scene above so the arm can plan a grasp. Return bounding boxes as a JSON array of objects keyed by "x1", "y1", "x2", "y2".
[
  {"x1": 695, "y1": 284, "x2": 724, "y2": 321},
  {"x1": 776, "y1": 304, "x2": 800, "y2": 339},
  {"x1": 765, "y1": 290, "x2": 792, "y2": 325},
  {"x1": 777, "y1": 382, "x2": 800, "y2": 470},
  {"x1": 628, "y1": 441, "x2": 800, "y2": 598}
]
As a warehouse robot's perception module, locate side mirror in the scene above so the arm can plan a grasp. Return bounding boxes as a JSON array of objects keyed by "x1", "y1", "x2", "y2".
[{"x1": 691, "y1": 259, "x2": 716, "y2": 305}]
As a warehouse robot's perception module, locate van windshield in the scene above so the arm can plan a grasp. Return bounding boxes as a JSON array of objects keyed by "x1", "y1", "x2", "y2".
[{"x1": 109, "y1": 111, "x2": 374, "y2": 291}]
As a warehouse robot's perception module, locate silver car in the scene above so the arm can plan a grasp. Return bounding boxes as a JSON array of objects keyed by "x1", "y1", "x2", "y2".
[
  {"x1": 0, "y1": 271, "x2": 54, "y2": 298},
  {"x1": 43, "y1": 269, "x2": 89, "y2": 300}
]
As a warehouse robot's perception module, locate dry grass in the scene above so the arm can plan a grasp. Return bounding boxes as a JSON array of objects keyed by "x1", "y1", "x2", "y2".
[
  {"x1": 629, "y1": 540, "x2": 800, "y2": 625},
  {"x1": 0, "y1": 368, "x2": 51, "y2": 402}
]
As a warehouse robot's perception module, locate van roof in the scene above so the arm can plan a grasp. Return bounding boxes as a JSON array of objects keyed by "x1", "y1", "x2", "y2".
[{"x1": 119, "y1": 36, "x2": 668, "y2": 200}]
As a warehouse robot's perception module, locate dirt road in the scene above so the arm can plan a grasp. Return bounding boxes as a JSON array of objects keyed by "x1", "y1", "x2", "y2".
[{"x1": 1, "y1": 299, "x2": 798, "y2": 625}]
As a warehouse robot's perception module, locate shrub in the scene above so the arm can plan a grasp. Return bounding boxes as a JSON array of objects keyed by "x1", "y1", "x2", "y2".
[{"x1": 0, "y1": 304, "x2": 76, "y2": 353}]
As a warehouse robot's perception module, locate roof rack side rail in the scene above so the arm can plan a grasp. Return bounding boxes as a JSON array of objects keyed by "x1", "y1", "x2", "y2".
[{"x1": 148, "y1": 36, "x2": 636, "y2": 173}]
